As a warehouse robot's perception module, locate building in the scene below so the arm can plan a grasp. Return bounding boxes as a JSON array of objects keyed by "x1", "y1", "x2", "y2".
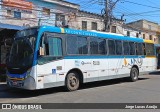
[
  {"x1": 29, "y1": 0, "x2": 79, "y2": 28},
  {"x1": 123, "y1": 25, "x2": 142, "y2": 38},
  {"x1": 110, "y1": 18, "x2": 124, "y2": 34},
  {"x1": 156, "y1": 25, "x2": 160, "y2": 44},
  {"x1": 76, "y1": 10, "x2": 124, "y2": 34},
  {"x1": 76, "y1": 10, "x2": 104, "y2": 31},
  {"x1": 126, "y1": 19, "x2": 159, "y2": 44}
]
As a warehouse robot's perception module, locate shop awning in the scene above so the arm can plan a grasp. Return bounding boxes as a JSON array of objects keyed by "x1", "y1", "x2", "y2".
[{"x1": 0, "y1": 23, "x2": 25, "y2": 30}]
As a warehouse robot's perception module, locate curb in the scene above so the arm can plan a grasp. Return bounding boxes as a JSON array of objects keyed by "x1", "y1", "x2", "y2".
[{"x1": 0, "y1": 82, "x2": 8, "y2": 91}]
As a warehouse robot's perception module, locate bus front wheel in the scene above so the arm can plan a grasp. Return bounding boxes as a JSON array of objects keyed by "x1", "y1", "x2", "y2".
[
  {"x1": 65, "y1": 72, "x2": 80, "y2": 91},
  {"x1": 130, "y1": 67, "x2": 139, "y2": 82}
]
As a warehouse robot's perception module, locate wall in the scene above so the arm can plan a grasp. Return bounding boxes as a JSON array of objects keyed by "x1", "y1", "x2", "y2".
[
  {"x1": 123, "y1": 28, "x2": 142, "y2": 38},
  {"x1": 27, "y1": 0, "x2": 56, "y2": 26},
  {"x1": 127, "y1": 20, "x2": 159, "y2": 44},
  {"x1": 0, "y1": 0, "x2": 37, "y2": 27},
  {"x1": 111, "y1": 20, "x2": 124, "y2": 34},
  {"x1": 76, "y1": 16, "x2": 104, "y2": 31},
  {"x1": 143, "y1": 20, "x2": 158, "y2": 32}
]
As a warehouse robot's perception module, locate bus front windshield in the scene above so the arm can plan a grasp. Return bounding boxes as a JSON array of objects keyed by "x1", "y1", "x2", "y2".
[{"x1": 7, "y1": 28, "x2": 38, "y2": 74}]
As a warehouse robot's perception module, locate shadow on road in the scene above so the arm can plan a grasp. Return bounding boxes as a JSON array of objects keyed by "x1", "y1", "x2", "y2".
[
  {"x1": 0, "y1": 77, "x2": 149, "y2": 99},
  {"x1": 149, "y1": 71, "x2": 160, "y2": 75},
  {"x1": 80, "y1": 77, "x2": 148, "y2": 90}
]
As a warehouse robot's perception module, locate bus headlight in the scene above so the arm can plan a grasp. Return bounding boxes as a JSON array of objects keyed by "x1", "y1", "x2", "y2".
[{"x1": 25, "y1": 69, "x2": 31, "y2": 79}]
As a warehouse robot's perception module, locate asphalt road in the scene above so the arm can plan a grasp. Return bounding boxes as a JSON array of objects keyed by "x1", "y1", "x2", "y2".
[{"x1": 1, "y1": 72, "x2": 160, "y2": 111}]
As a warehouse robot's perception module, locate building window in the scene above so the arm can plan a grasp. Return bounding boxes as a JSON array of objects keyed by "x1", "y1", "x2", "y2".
[
  {"x1": 7, "y1": 10, "x2": 12, "y2": 16},
  {"x1": 148, "y1": 25, "x2": 151, "y2": 30},
  {"x1": 111, "y1": 26, "x2": 116, "y2": 33},
  {"x1": 55, "y1": 14, "x2": 65, "y2": 27},
  {"x1": 82, "y1": 21, "x2": 87, "y2": 30},
  {"x1": 127, "y1": 31, "x2": 130, "y2": 36},
  {"x1": 143, "y1": 34, "x2": 145, "y2": 39},
  {"x1": 149, "y1": 35, "x2": 152, "y2": 40},
  {"x1": 14, "y1": 11, "x2": 21, "y2": 19},
  {"x1": 91, "y1": 22, "x2": 97, "y2": 30},
  {"x1": 42, "y1": 8, "x2": 50, "y2": 16}
]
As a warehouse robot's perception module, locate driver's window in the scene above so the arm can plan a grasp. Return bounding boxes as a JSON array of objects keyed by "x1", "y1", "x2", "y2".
[
  {"x1": 47, "y1": 37, "x2": 62, "y2": 56},
  {"x1": 38, "y1": 34, "x2": 63, "y2": 65}
]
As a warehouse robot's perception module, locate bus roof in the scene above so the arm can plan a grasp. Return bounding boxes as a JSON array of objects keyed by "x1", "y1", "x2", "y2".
[{"x1": 38, "y1": 26, "x2": 143, "y2": 42}]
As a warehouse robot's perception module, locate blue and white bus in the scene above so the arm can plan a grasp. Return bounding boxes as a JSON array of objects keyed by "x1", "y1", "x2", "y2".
[{"x1": 6, "y1": 26, "x2": 156, "y2": 91}]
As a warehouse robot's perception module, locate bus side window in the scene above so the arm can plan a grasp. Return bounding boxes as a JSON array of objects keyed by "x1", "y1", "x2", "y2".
[
  {"x1": 143, "y1": 43, "x2": 146, "y2": 55},
  {"x1": 135, "y1": 43, "x2": 138, "y2": 55},
  {"x1": 115, "y1": 40, "x2": 122, "y2": 55},
  {"x1": 108, "y1": 40, "x2": 116, "y2": 55},
  {"x1": 137, "y1": 43, "x2": 143, "y2": 55},
  {"x1": 66, "y1": 35, "x2": 88, "y2": 55},
  {"x1": 129, "y1": 42, "x2": 136, "y2": 55},
  {"x1": 123, "y1": 41, "x2": 130, "y2": 55},
  {"x1": 145, "y1": 43, "x2": 154, "y2": 56}
]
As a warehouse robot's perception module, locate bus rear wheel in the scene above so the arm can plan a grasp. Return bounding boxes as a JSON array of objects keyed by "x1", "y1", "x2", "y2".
[
  {"x1": 130, "y1": 67, "x2": 139, "y2": 82},
  {"x1": 65, "y1": 72, "x2": 80, "y2": 91}
]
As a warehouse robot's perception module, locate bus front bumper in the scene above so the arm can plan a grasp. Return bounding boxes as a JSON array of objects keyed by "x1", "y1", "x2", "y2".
[{"x1": 7, "y1": 76, "x2": 36, "y2": 90}]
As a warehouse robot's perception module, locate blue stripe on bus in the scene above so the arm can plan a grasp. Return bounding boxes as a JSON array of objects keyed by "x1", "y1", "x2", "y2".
[
  {"x1": 7, "y1": 71, "x2": 27, "y2": 78},
  {"x1": 64, "y1": 55, "x2": 145, "y2": 59}
]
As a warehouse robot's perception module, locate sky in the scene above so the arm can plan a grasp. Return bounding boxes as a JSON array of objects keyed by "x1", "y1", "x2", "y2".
[{"x1": 65, "y1": 0, "x2": 160, "y2": 24}]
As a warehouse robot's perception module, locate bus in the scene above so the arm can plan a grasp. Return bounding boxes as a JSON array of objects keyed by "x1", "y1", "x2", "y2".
[
  {"x1": 6, "y1": 26, "x2": 157, "y2": 91},
  {"x1": 155, "y1": 44, "x2": 160, "y2": 69}
]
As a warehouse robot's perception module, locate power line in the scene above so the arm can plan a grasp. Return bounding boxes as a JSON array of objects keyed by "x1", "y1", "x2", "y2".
[
  {"x1": 113, "y1": 6, "x2": 160, "y2": 33},
  {"x1": 113, "y1": 2, "x2": 160, "y2": 24},
  {"x1": 122, "y1": 0, "x2": 160, "y2": 10}
]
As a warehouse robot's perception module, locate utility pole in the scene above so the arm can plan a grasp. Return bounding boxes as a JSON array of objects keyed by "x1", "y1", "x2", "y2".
[
  {"x1": 103, "y1": 0, "x2": 120, "y2": 32},
  {"x1": 104, "y1": 0, "x2": 109, "y2": 31}
]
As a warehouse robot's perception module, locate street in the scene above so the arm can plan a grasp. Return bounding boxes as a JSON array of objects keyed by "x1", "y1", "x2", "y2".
[{"x1": 1, "y1": 72, "x2": 160, "y2": 104}]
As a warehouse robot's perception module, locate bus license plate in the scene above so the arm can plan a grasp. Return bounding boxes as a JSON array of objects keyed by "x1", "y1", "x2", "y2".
[{"x1": 12, "y1": 81, "x2": 17, "y2": 86}]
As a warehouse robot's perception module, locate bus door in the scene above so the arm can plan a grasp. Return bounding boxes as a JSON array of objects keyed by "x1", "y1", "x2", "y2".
[
  {"x1": 37, "y1": 33, "x2": 64, "y2": 88},
  {"x1": 156, "y1": 46, "x2": 160, "y2": 69}
]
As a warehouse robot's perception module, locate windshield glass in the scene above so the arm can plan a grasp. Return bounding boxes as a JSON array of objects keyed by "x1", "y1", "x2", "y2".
[{"x1": 7, "y1": 28, "x2": 38, "y2": 74}]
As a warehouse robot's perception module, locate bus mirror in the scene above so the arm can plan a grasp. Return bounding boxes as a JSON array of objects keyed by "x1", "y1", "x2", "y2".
[{"x1": 39, "y1": 47, "x2": 44, "y2": 56}]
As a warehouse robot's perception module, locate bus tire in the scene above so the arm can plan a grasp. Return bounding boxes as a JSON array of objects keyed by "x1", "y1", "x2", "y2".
[
  {"x1": 65, "y1": 71, "x2": 80, "y2": 91},
  {"x1": 130, "y1": 67, "x2": 139, "y2": 82}
]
